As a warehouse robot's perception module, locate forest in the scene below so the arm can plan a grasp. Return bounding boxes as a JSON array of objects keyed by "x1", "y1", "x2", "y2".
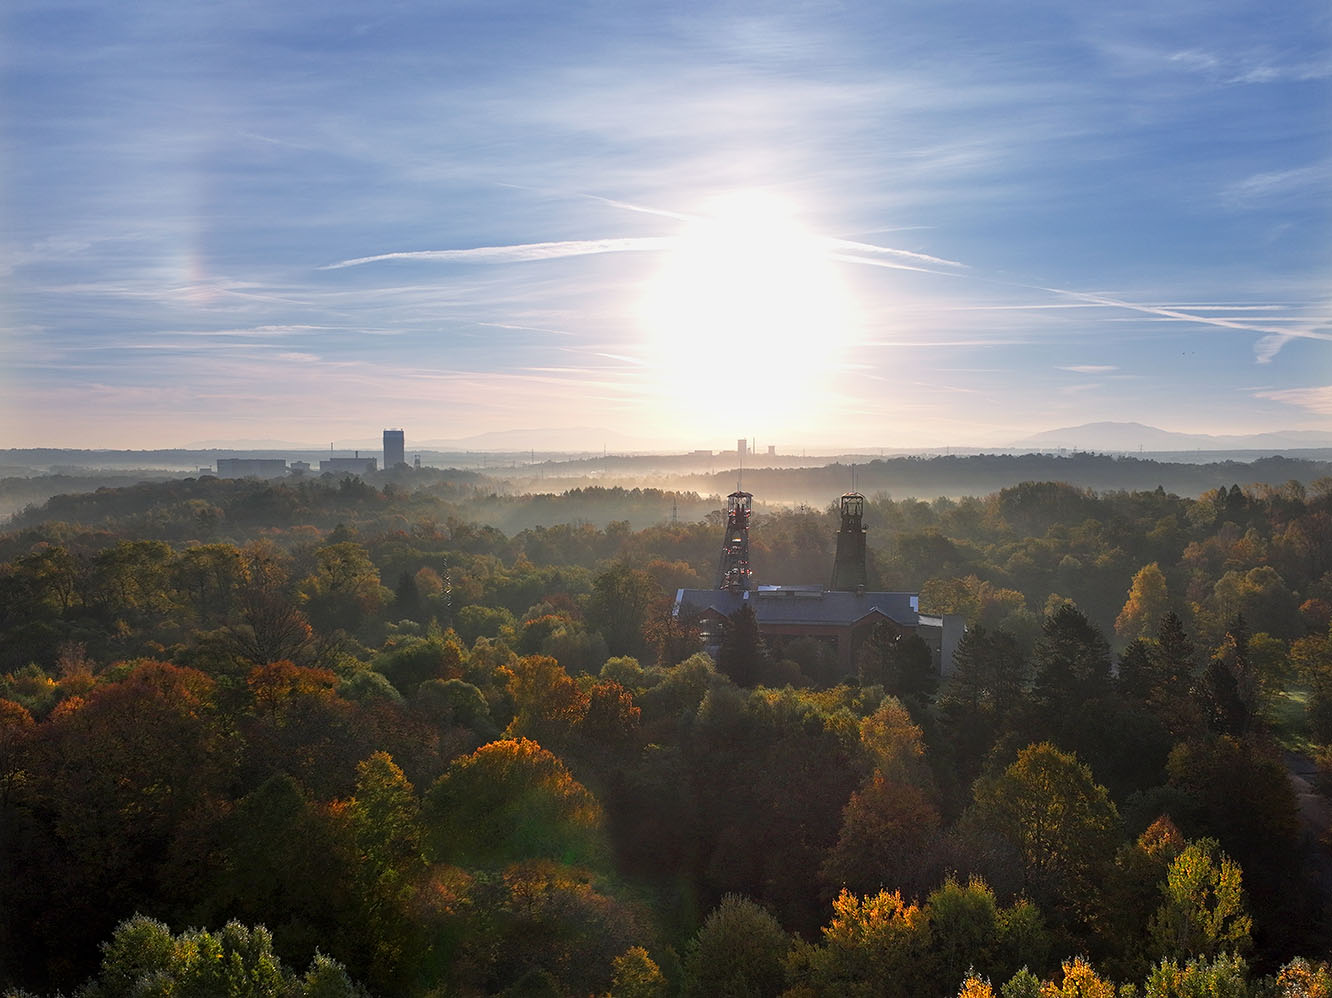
[{"x1": 1, "y1": 469, "x2": 1331, "y2": 997}]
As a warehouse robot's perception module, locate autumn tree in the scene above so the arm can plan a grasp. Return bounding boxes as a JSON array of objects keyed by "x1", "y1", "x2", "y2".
[
  {"x1": 1036, "y1": 957, "x2": 1116, "y2": 998},
  {"x1": 1148, "y1": 839, "x2": 1251, "y2": 962},
  {"x1": 423, "y1": 737, "x2": 605, "y2": 870},
  {"x1": 607, "y1": 946, "x2": 668, "y2": 998},
  {"x1": 504, "y1": 655, "x2": 589, "y2": 750},
  {"x1": 1116, "y1": 563, "x2": 1171, "y2": 643},
  {"x1": 793, "y1": 888, "x2": 928, "y2": 998},
  {"x1": 967, "y1": 742, "x2": 1120, "y2": 927},
  {"x1": 821, "y1": 770, "x2": 941, "y2": 900}
]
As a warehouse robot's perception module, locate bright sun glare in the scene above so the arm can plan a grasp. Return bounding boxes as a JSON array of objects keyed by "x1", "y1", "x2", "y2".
[{"x1": 638, "y1": 191, "x2": 858, "y2": 441}]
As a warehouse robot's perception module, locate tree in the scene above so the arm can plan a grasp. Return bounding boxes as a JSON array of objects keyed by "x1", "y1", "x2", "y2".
[
  {"x1": 345, "y1": 752, "x2": 426, "y2": 991},
  {"x1": 1116, "y1": 563, "x2": 1170, "y2": 643},
  {"x1": 210, "y1": 773, "x2": 357, "y2": 970},
  {"x1": 960, "y1": 974, "x2": 997, "y2": 998},
  {"x1": 944, "y1": 624, "x2": 1027, "y2": 718},
  {"x1": 174, "y1": 543, "x2": 244, "y2": 627},
  {"x1": 423, "y1": 737, "x2": 605, "y2": 869},
  {"x1": 1097, "y1": 816, "x2": 1186, "y2": 981},
  {"x1": 1141, "y1": 954, "x2": 1248, "y2": 998},
  {"x1": 579, "y1": 679, "x2": 641, "y2": 751},
  {"x1": 439, "y1": 861, "x2": 652, "y2": 998},
  {"x1": 1148, "y1": 839, "x2": 1251, "y2": 961},
  {"x1": 859, "y1": 696, "x2": 929, "y2": 784},
  {"x1": 717, "y1": 604, "x2": 774, "y2": 688},
  {"x1": 968, "y1": 743, "x2": 1120, "y2": 924},
  {"x1": 859, "y1": 624, "x2": 937, "y2": 700},
  {"x1": 1151, "y1": 612, "x2": 1202, "y2": 736},
  {"x1": 796, "y1": 888, "x2": 929, "y2": 998},
  {"x1": 1267, "y1": 958, "x2": 1332, "y2": 998},
  {"x1": 1036, "y1": 957, "x2": 1116, "y2": 998},
  {"x1": 926, "y1": 876, "x2": 1002, "y2": 996},
  {"x1": 299, "y1": 542, "x2": 391, "y2": 635},
  {"x1": 504, "y1": 655, "x2": 589, "y2": 750},
  {"x1": 607, "y1": 946, "x2": 668, "y2": 998},
  {"x1": 1164, "y1": 736, "x2": 1299, "y2": 880},
  {"x1": 586, "y1": 563, "x2": 660, "y2": 660},
  {"x1": 681, "y1": 894, "x2": 790, "y2": 998},
  {"x1": 80, "y1": 914, "x2": 368, "y2": 998},
  {"x1": 820, "y1": 771, "x2": 941, "y2": 900},
  {"x1": 1031, "y1": 605, "x2": 1111, "y2": 709},
  {"x1": 1291, "y1": 625, "x2": 1332, "y2": 742},
  {"x1": 231, "y1": 546, "x2": 315, "y2": 668},
  {"x1": 12, "y1": 662, "x2": 226, "y2": 982}
]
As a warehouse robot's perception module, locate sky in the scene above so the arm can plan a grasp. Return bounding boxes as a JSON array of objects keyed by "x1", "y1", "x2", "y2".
[{"x1": 2, "y1": 0, "x2": 1329, "y2": 451}]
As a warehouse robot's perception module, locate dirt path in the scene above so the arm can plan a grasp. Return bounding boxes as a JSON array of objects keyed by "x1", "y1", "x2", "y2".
[{"x1": 1284, "y1": 751, "x2": 1332, "y2": 898}]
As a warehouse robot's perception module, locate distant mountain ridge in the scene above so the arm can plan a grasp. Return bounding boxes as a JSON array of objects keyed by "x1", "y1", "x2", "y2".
[{"x1": 1010, "y1": 422, "x2": 1332, "y2": 452}]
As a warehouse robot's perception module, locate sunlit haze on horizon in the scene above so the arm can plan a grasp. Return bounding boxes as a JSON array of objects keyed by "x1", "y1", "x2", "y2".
[{"x1": 2, "y1": 0, "x2": 1329, "y2": 451}]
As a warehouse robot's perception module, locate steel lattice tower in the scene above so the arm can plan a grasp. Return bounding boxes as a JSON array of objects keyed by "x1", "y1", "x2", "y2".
[{"x1": 717, "y1": 490, "x2": 753, "y2": 591}]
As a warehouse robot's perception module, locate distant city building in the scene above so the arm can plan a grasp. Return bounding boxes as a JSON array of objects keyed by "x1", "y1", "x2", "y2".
[
  {"x1": 320, "y1": 454, "x2": 377, "y2": 474},
  {"x1": 767, "y1": 444, "x2": 776, "y2": 457},
  {"x1": 384, "y1": 428, "x2": 405, "y2": 468},
  {"x1": 290, "y1": 460, "x2": 312, "y2": 474},
  {"x1": 216, "y1": 458, "x2": 288, "y2": 479},
  {"x1": 737, "y1": 438, "x2": 748, "y2": 458}
]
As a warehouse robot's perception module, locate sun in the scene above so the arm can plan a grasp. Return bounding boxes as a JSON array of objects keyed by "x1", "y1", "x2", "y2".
[{"x1": 636, "y1": 191, "x2": 858, "y2": 441}]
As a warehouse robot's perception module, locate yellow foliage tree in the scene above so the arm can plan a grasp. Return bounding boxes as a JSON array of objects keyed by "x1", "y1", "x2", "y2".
[
  {"x1": 1039, "y1": 957, "x2": 1117, "y2": 998},
  {"x1": 1115, "y1": 563, "x2": 1170, "y2": 643}
]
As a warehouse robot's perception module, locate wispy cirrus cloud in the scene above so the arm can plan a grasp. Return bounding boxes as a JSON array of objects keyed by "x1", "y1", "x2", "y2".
[
  {"x1": 1253, "y1": 385, "x2": 1332, "y2": 416},
  {"x1": 1061, "y1": 365, "x2": 1119, "y2": 374},
  {"x1": 1221, "y1": 163, "x2": 1328, "y2": 208}
]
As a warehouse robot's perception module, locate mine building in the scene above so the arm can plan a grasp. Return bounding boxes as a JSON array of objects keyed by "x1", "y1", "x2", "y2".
[{"x1": 674, "y1": 491, "x2": 965, "y2": 677}]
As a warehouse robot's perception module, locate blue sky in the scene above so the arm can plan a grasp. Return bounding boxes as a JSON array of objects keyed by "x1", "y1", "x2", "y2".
[{"x1": 2, "y1": 0, "x2": 1329, "y2": 450}]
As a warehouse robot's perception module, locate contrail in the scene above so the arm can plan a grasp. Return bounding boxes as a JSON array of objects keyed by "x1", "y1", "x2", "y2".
[{"x1": 322, "y1": 237, "x2": 672, "y2": 270}]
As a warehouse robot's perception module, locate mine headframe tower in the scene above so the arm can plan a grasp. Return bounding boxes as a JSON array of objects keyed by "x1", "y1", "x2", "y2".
[
  {"x1": 717, "y1": 490, "x2": 754, "y2": 591},
  {"x1": 830, "y1": 492, "x2": 868, "y2": 592}
]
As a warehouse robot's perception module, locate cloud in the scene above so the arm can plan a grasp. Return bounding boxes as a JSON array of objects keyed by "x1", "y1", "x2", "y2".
[
  {"x1": 323, "y1": 237, "x2": 674, "y2": 270},
  {"x1": 1254, "y1": 334, "x2": 1293, "y2": 365},
  {"x1": 1061, "y1": 365, "x2": 1119, "y2": 374},
  {"x1": 827, "y1": 238, "x2": 968, "y2": 269},
  {"x1": 1254, "y1": 385, "x2": 1332, "y2": 415},
  {"x1": 1040, "y1": 287, "x2": 1332, "y2": 361},
  {"x1": 1221, "y1": 164, "x2": 1327, "y2": 208}
]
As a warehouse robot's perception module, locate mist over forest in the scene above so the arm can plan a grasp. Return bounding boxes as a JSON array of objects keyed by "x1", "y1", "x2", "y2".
[{"x1": 4, "y1": 448, "x2": 1331, "y2": 526}]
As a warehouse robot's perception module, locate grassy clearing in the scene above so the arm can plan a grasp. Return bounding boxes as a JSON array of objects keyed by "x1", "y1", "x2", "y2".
[{"x1": 1266, "y1": 685, "x2": 1313, "y2": 755}]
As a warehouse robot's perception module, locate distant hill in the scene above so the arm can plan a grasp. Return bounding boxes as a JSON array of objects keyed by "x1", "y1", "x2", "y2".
[{"x1": 1010, "y1": 422, "x2": 1332, "y2": 452}]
